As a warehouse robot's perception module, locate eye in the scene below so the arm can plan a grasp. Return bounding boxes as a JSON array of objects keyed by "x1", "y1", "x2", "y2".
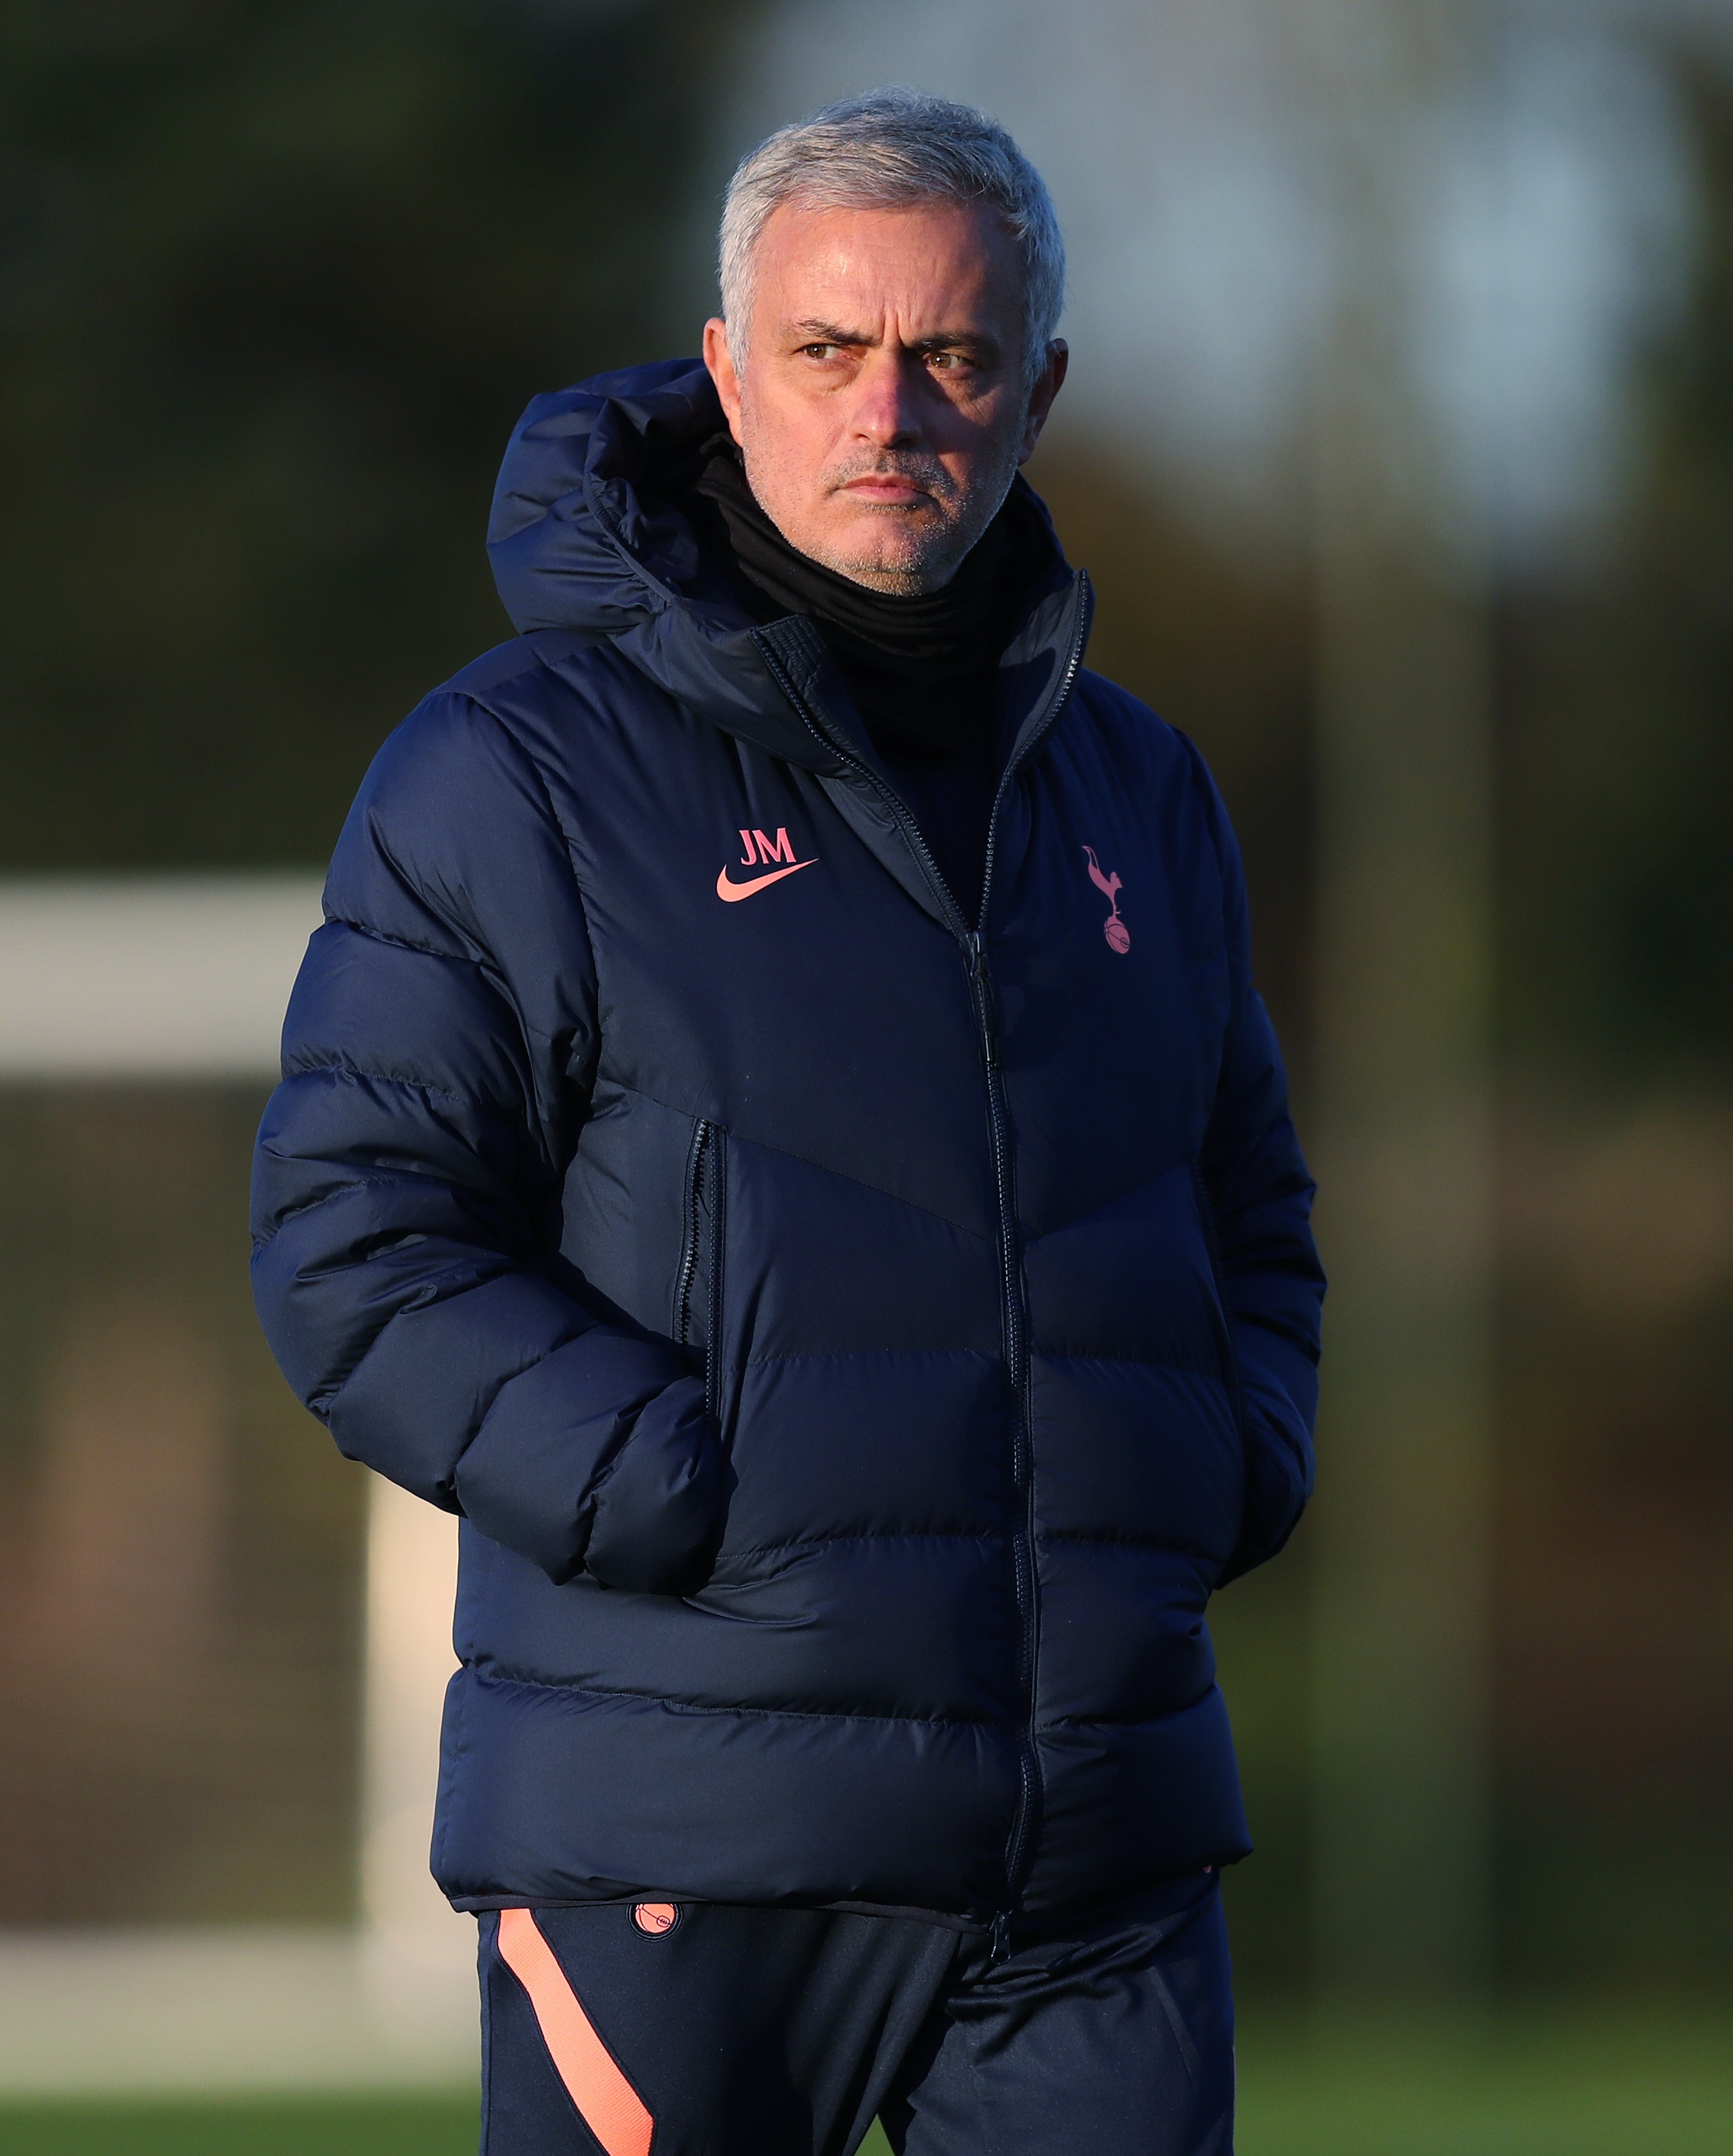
[{"x1": 800, "y1": 342, "x2": 842, "y2": 359}]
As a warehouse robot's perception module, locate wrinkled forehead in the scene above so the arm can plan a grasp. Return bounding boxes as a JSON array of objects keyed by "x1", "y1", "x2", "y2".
[{"x1": 747, "y1": 197, "x2": 1025, "y2": 343}]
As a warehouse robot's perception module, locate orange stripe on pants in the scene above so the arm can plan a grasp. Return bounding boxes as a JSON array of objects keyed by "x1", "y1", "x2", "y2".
[{"x1": 496, "y1": 1907, "x2": 655, "y2": 2156}]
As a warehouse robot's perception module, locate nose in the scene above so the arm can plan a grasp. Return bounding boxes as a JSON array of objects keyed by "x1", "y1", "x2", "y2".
[{"x1": 849, "y1": 346, "x2": 923, "y2": 448}]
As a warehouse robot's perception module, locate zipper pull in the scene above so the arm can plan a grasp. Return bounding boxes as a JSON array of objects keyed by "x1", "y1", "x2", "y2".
[
  {"x1": 989, "y1": 1911, "x2": 1013, "y2": 1965},
  {"x1": 967, "y1": 934, "x2": 1000, "y2": 1070}
]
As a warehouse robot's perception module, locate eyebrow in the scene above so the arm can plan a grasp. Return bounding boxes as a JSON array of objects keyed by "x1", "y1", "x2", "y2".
[{"x1": 786, "y1": 319, "x2": 1002, "y2": 359}]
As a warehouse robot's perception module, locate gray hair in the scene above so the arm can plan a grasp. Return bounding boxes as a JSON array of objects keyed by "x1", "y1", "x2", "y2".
[{"x1": 718, "y1": 88, "x2": 1066, "y2": 391}]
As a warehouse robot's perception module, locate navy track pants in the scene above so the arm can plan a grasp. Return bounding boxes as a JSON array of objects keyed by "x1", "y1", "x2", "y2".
[{"x1": 478, "y1": 1868, "x2": 1233, "y2": 2156}]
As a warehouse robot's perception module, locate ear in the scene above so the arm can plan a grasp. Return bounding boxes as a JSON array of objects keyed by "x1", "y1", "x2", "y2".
[
  {"x1": 703, "y1": 318, "x2": 747, "y2": 448},
  {"x1": 1018, "y1": 339, "x2": 1068, "y2": 464}
]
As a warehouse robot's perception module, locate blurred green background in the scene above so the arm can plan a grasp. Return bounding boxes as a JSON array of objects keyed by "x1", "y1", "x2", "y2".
[
  {"x1": 8, "y1": 2014, "x2": 1733, "y2": 2155},
  {"x1": 2, "y1": 0, "x2": 1730, "y2": 2147}
]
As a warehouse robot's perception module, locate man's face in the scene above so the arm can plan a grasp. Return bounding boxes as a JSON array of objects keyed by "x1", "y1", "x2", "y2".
[{"x1": 703, "y1": 199, "x2": 1066, "y2": 594}]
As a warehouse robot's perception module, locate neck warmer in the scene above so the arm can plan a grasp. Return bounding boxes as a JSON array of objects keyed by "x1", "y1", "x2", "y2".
[{"x1": 687, "y1": 437, "x2": 1026, "y2": 763}]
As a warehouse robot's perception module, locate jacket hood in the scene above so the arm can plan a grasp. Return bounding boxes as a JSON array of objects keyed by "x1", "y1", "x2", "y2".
[{"x1": 486, "y1": 359, "x2": 1085, "y2": 774}]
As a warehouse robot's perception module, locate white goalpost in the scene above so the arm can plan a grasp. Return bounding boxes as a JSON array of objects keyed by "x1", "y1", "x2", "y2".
[{"x1": 0, "y1": 877, "x2": 473, "y2": 2093}]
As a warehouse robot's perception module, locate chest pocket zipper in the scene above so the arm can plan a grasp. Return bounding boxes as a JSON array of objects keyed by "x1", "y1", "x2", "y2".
[{"x1": 673, "y1": 1119, "x2": 726, "y2": 1422}]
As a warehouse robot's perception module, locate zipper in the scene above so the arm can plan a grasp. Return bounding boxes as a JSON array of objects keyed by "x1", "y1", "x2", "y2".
[
  {"x1": 673, "y1": 1119, "x2": 712, "y2": 1351},
  {"x1": 969, "y1": 584, "x2": 1091, "y2": 939},
  {"x1": 703, "y1": 1127, "x2": 727, "y2": 1425},
  {"x1": 754, "y1": 580, "x2": 1091, "y2": 1931},
  {"x1": 1189, "y1": 1158, "x2": 1245, "y2": 1444},
  {"x1": 969, "y1": 920, "x2": 1039, "y2": 1929},
  {"x1": 674, "y1": 1118, "x2": 728, "y2": 1421},
  {"x1": 970, "y1": 586, "x2": 1092, "y2": 1928}
]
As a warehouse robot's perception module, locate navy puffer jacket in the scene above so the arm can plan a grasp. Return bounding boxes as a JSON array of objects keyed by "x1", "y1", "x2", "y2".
[{"x1": 251, "y1": 359, "x2": 1323, "y2": 1928}]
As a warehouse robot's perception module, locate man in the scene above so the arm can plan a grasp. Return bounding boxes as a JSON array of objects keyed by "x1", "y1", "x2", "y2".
[{"x1": 252, "y1": 90, "x2": 1322, "y2": 2156}]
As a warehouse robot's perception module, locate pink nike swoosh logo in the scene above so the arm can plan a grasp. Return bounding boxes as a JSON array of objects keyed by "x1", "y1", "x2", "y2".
[{"x1": 716, "y1": 859, "x2": 818, "y2": 902}]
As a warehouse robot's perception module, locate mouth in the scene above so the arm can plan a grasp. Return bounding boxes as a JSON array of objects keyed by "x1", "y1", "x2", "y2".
[{"x1": 836, "y1": 472, "x2": 941, "y2": 510}]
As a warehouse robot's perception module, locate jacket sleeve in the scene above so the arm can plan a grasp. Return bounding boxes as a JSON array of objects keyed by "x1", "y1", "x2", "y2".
[
  {"x1": 249, "y1": 689, "x2": 720, "y2": 1593},
  {"x1": 1186, "y1": 741, "x2": 1327, "y2": 1584}
]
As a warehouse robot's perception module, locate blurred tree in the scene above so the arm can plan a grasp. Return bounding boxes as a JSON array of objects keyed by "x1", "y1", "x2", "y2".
[
  {"x1": 1505, "y1": 57, "x2": 1733, "y2": 1087},
  {"x1": 0, "y1": 0, "x2": 760, "y2": 869},
  {"x1": 1490, "y1": 49, "x2": 1733, "y2": 1991}
]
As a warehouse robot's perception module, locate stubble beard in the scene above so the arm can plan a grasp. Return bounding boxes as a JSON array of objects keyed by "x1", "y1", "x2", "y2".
[{"x1": 739, "y1": 423, "x2": 1026, "y2": 597}]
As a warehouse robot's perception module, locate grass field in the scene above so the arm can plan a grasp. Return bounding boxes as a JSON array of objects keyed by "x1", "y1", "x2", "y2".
[{"x1": 1, "y1": 2012, "x2": 1728, "y2": 2153}]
